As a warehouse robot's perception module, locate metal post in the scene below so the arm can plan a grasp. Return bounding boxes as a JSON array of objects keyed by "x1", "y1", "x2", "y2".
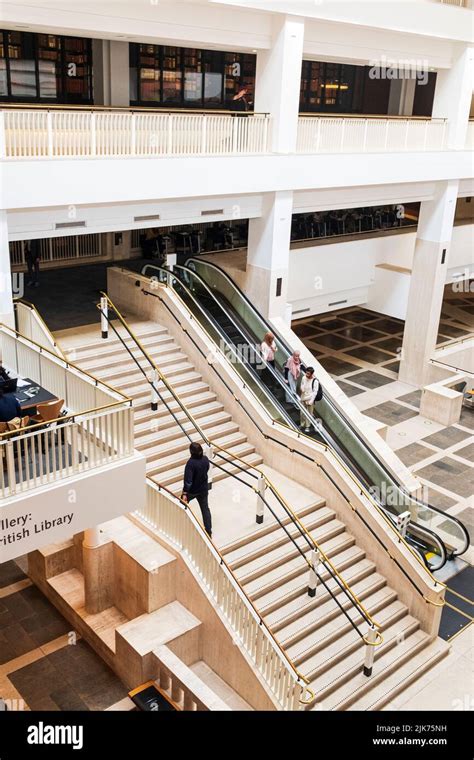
[
  {"x1": 149, "y1": 369, "x2": 158, "y2": 411},
  {"x1": 100, "y1": 296, "x2": 108, "y2": 339},
  {"x1": 363, "y1": 625, "x2": 378, "y2": 677},
  {"x1": 204, "y1": 443, "x2": 213, "y2": 487},
  {"x1": 307, "y1": 548, "x2": 320, "y2": 597},
  {"x1": 256, "y1": 473, "x2": 265, "y2": 524},
  {"x1": 396, "y1": 510, "x2": 411, "y2": 538}
]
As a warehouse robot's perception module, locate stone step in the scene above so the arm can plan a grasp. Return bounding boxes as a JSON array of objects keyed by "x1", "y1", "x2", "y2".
[
  {"x1": 236, "y1": 519, "x2": 347, "y2": 587},
  {"x1": 245, "y1": 533, "x2": 359, "y2": 602},
  {"x1": 225, "y1": 504, "x2": 332, "y2": 571}
]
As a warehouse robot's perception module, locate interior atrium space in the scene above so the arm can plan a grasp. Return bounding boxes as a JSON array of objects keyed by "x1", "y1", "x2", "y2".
[{"x1": 0, "y1": 0, "x2": 473, "y2": 751}]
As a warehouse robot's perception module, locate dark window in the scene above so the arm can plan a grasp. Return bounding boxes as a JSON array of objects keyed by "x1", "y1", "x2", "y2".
[
  {"x1": 412, "y1": 72, "x2": 437, "y2": 117},
  {"x1": 0, "y1": 30, "x2": 92, "y2": 103},
  {"x1": 130, "y1": 42, "x2": 256, "y2": 110},
  {"x1": 299, "y1": 60, "x2": 391, "y2": 115}
]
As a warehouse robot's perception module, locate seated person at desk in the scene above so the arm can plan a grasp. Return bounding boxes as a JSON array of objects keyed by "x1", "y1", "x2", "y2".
[
  {"x1": 0, "y1": 365, "x2": 10, "y2": 384},
  {"x1": 0, "y1": 386, "x2": 22, "y2": 423}
]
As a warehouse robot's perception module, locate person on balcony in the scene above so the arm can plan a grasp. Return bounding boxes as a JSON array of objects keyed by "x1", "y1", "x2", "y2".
[
  {"x1": 298, "y1": 367, "x2": 321, "y2": 433},
  {"x1": 25, "y1": 239, "x2": 41, "y2": 288},
  {"x1": 181, "y1": 442, "x2": 212, "y2": 539},
  {"x1": 0, "y1": 387, "x2": 22, "y2": 423},
  {"x1": 284, "y1": 350, "x2": 305, "y2": 404}
]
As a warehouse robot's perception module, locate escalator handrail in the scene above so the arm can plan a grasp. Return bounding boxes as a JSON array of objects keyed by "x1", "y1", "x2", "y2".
[
  {"x1": 162, "y1": 264, "x2": 449, "y2": 571},
  {"x1": 139, "y1": 271, "x2": 446, "y2": 604},
  {"x1": 138, "y1": 266, "x2": 446, "y2": 600},
  {"x1": 145, "y1": 263, "x2": 448, "y2": 571},
  {"x1": 185, "y1": 257, "x2": 470, "y2": 558},
  {"x1": 139, "y1": 274, "x2": 382, "y2": 630}
]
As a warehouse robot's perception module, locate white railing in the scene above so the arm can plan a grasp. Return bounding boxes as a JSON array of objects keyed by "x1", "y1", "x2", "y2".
[
  {"x1": 1, "y1": 110, "x2": 271, "y2": 159},
  {"x1": 0, "y1": 324, "x2": 134, "y2": 498},
  {"x1": 9, "y1": 235, "x2": 103, "y2": 267},
  {"x1": 437, "y1": 0, "x2": 469, "y2": 6},
  {"x1": 297, "y1": 117, "x2": 447, "y2": 154},
  {"x1": 0, "y1": 405, "x2": 133, "y2": 498},
  {"x1": 14, "y1": 301, "x2": 65, "y2": 359},
  {"x1": 136, "y1": 482, "x2": 307, "y2": 711},
  {"x1": 153, "y1": 645, "x2": 231, "y2": 711}
]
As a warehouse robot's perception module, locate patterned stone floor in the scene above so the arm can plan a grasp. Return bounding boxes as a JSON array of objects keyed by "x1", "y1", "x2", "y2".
[
  {"x1": 292, "y1": 285, "x2": 474, "y2": 562},
  {"x1": 0, "y1": 559, "x2": 129, "y2": 711}
]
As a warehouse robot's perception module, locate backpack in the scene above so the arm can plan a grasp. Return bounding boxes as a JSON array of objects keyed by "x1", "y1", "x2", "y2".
[{"x1": 312, "y1": 378, "x2": 323, "y2": 402}]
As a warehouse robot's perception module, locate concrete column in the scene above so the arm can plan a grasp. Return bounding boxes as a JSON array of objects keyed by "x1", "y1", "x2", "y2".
[
  {"x1": 388, "y1": 78, "x2": 416, "y2": 116},
  {"x1": 432, "y1": 44, "x2": 473, "y2": 148},
  {"x1": 92, "y1": 39, "x2": 130, "y2": 107},
  {"x1": 0, "y1": 211, "x2": 14, "y2": 328},
  {"x1": 399, "y1": 181, "x2": 459, "y2": 387},
  {"x1": 82, "y1": 526, "x2": 113, "y2": 614},
  {"x1": 246, "y1": 191, "x2": 293, "y2": 320},
  {"x1": 254, "y1": 15, "x2": 304, "y2": 153}
]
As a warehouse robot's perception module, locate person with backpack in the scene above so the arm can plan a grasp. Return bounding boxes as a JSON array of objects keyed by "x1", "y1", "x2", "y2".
[{"x1": 298, "y1": 366, "x2": 322, "y2": 432}]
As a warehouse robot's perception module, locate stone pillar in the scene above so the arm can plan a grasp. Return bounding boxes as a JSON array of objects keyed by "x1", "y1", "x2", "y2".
[
  {"x1": 0, "y1": 211, "x2": 14, "y2": 328},
  {"x1": 245, "y1": 16, "x2": 303, "y2": 319},
  {"x1": 399, "y1": 181, "x2": 459, "y2": 387},
  {"x1": 82, "y1": 526, "x2": 113, "y2": 614},
  {"x1": 92, "y1": 39, "x2": 130, "y2": 107},
  {"x1": 246, "y1": 191, "x2": 293, "y2": 320},
  {"x1": 432, "y1": 44, "x2": 473, "y2": 148},
  {"x1": 254, "y1": 14, "x2": 304, "y2": 153}
]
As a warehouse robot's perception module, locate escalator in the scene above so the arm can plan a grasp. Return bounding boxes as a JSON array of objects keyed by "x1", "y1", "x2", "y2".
[{"x1": 141, "y1": 260, "x2": 470, "y2": 571}]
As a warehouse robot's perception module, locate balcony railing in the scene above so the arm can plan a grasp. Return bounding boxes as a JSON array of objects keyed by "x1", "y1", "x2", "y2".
[
  {"x1": 0, "y1": 324, "x2": 134, "y2": 499},
  {"x1": 0, "y1": 109, "x2": 271, "y2": 159},
  {"x1": 297, "y1": 116, "x2": 447, "y2": 154}
]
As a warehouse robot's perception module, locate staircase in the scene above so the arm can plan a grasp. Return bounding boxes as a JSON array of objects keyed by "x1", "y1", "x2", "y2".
[
  {"x1": 220, "y1": 500, "x2": 450, "y2": 711},
  {"x1": 69, "y1": 319, "x2": 263, "y2": 494},
  {"x1": 64, "y1": 316, "x2": 449, "y2": 711}
]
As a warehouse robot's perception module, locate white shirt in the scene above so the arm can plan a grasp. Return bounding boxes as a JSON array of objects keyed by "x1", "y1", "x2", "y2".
[{"x1": 300, "y1": 374, "x2": 318, "y2": 404}]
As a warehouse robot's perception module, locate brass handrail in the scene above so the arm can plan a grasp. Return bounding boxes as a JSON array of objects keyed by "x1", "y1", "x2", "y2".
[
  {"x1": 14, "y1": 298, "x2": 66, "y2": 360},
  {"x1": 281, "y1": 424, "x2": 446, "y2": 596},
  {"x1": 100, "y1": 290, "x2": 381, "y2": 632},
  {"x1": 148, "y1": 481, "x2": 311, "y2": 692},
  {"x1": 0, "y1": 103, "x2": 265, "y2": 116},
  {"x1": 0, "y1": 321, "x2": 130, "y2": 402},
  {"x1": 299, "y1": 113, "x2": 448, "y2": 122},
  {"x1": 135, "y1": 271, "x2": 444, "y2": 597}
]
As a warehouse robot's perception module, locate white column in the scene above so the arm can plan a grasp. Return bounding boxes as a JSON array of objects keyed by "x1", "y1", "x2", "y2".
[
  {"x1": 399, "y1": 181, "x2": 459, "y2": 387},
  {"x1": 246, "y1": 191, "x2": 293, "y2": 320},
  {"x1": 432, "y1": 44, "x2": 473, "y2": 148},
  {"x1": 92, "y1": 39, "x2": 130, "y2": 107},
  {"x1": 0, "y1": 211, "x2": 14, "y2": 328},
  {"x1": 254, "y1": 15, "x2": 304, "y2": 153}
]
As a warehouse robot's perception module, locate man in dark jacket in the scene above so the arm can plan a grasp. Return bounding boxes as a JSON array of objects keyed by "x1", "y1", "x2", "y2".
[
  {"x1": 181, "y1": 442, "x2": 212, "y2": 538},
  {"x1": 0, "y1": 387, "x2": 22, "y2": 423},
  {"x1": 25, "y1": 239, "x2": 41, "y2": 287}
]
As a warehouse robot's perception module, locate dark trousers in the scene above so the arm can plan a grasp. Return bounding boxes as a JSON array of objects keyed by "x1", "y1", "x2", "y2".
[
  {"x1": 189, "y1": 491, "x2": 212, "y2": 537},
  {"x1": 26, "y1": 256, "x2": 40, "y2": 284}
]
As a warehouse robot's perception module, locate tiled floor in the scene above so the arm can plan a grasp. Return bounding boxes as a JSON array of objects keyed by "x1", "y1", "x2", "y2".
[
  {"x1": 0, "y1": 559, "x2": 128, "y2": 711},
  {"x1": 292, "y1": 285, "x2": 474, "y2": 562}
]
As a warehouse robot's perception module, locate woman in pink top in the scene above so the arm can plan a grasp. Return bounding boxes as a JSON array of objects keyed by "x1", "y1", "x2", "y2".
[{"x1": 260, "y1": 332, "x2": 277, "y2": 368}]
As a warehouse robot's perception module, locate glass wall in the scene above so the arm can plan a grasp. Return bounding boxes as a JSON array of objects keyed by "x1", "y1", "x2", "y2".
[
  {"x1": 0, "y1": 30, "x2": 93, "y2": 103},
  {"x1": 130, "y1": 43, "x2": 256, "y2": 110}
]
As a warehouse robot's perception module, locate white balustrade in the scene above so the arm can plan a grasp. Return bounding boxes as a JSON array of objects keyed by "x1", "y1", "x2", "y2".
[
  {"x1": 1, "y1": 109, "x2": 271, "y2": 159},
  {"x1": 297, "y1": 117, "x2": 448, "y2": 154},
  {"x1": 15, "y1": 301, "x2": 64, "y2": 358},
  {"x1": 135, "y1": 482, "x2": 305, "y2": 711},
  {"x1": 0, "y1": 324, "x2": 133, "y2": 499},
  {"x1": 0, "y1": 405, "x2": 133, "y2": 498}
]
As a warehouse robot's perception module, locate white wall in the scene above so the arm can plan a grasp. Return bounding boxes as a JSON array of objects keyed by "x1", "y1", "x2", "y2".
[
  {"x1": 288, "y1": 222, "x2": 474, "y2": 319},
  {"x1": 2, "y1": 151, "x2": 471, "y2": 211}
]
